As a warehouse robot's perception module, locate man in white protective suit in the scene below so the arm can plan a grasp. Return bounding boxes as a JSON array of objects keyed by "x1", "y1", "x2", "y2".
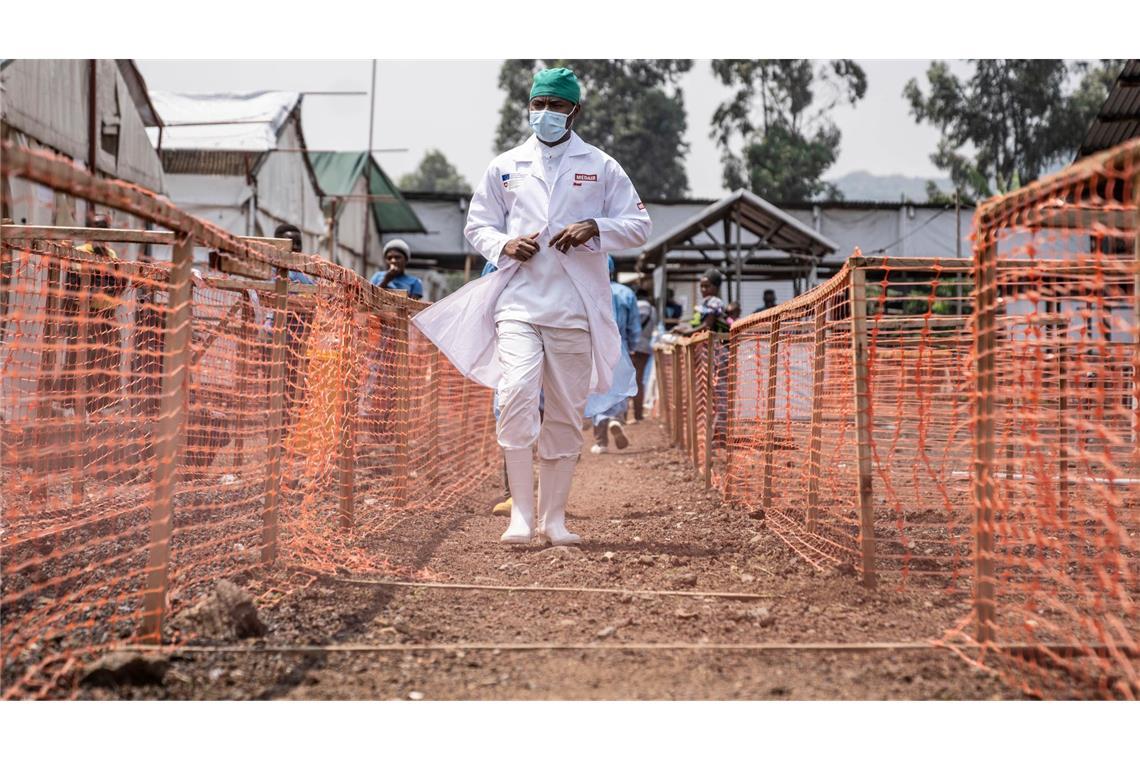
[{"x1": 411, "y1": 66, "x2": 651, "y2": 545}]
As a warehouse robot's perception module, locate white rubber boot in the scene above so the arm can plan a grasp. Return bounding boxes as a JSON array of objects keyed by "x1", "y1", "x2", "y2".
[
  {"x1": 500, "y1": 448, "x2": 535, "y2": 543},
  {"x1": 536, "y1": 456, "x2": 581, "y2": 546}
]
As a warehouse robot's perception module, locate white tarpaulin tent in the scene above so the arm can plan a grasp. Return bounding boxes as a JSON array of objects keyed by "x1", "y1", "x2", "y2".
[{"x1": 148, "y1": 91, "x2": 327, "y2": 253}]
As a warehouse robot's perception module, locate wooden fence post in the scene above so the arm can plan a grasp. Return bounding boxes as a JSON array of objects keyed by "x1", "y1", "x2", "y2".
[
  {"x1": 687, "y1": 344, "x2": 699, "y2": 467},
  {"x1": 850, "y1": 266, "x2": 878, "y2": 590},
  {"x1": 233, "y1": 292, "x2": 253, "y2": 470},
  {"x1": 655, "y1": 349, "x2": 670, "y2": 438},
  {"x1": 260, "y1": 268, "x2": 289, "y2": 565},
  {"x1": 807, "y1": 301, "x2": 828, "y2": 533},
  {"x1": 723, "y1": 333, "x2": 738, "y2": 503},
  {"x1": 338, "y1": 296, "x2": 360, "y2": 529},
  {"x1": 71, "y1": 266, "x2": 91, "y2": 504},
  {"x1": 33, "y1": 259, "x2": 62, "y2": 502},
  {"x1": 973, "y1": 241, "x2": 998, "y2": 643},
  {"x1": 761, "y1": 318, "x2": 782, "y2": 513},
  {"x1": 428, "y1": 347, "x2": 442, "y2": 484},
  {"x1": 139, "y1": 235, "x2": 194, "y2": 643},
  {"x1": 704, "y1": 335, "x2": 716, "y2": 489},
  {"x1": 672, "y1": 348, "x2": 683, "y2": 447},
  {"x1": 393, "y1": 303, "x2": 411, "y2": 509}
]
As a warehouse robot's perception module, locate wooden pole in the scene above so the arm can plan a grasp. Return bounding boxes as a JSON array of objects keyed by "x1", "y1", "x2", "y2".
[
  {"x1": 393, "y1": 303, "x2": 411, "y2": 509},
  {"x1": 70, "y1": 266, "x2": 91, "y2": 504},
  {"x1": 973, "y1": 241, "x2": 998, "y2": 643},
  {"x1": 139, "y1": 235, "x2": 194, "y2": 643},
  {"x1": 761, "y1": 318, "x2": 782, "y2": 513},
  {"x1": 338, "y1": 299, "x2": 360, "y2": 529},
  {"x1": 723, "y1": 333, "x2": 738, "y2": 503},
  {"x1": 0, "y1": 242, "x2": 12, "y2": 346},
  {"x1": 1057, "y1": 328, "x2": 1069, "y2": 520},
  {"x1": 33, "y1": 260, "x2": 62, "y2": 501},
  {"x1": 1132, "y1": 182, "x2": 1140, "y2": 459},
  {"x1": 806, "y1": 301, "x2": 827, "y2": 533},
  {"x1": 687, "y1": 345, "x2": 699, "y2": 467},
  {"x1": 704, "y1": 336, "x2": 716, "y2": 489},
  {"x1": 428, "y1": 347, "x2": 442, "y2": 484},
  {"x1": 672, "y1": 349, "x2": 683, "y2": 447},
  {"x1": 260, "y1": 268, "x2": 290, "y2": 565},
  {"x1": 233, "y1": 293, "x2": 253, "y2": 469},
  {"x1": 654, "y1": 348, "x2": 670, "y2": 436},
  {"x1": 850, "y1": 266, "x2": 877, "y2": 589}
]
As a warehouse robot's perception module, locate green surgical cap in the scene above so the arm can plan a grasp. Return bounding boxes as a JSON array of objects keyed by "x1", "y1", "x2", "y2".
[{"x1": 530, "y1": 67, "x2": 581, "y2": 105}]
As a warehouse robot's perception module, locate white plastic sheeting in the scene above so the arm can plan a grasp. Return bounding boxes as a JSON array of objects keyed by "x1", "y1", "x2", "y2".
[
  {"x1": 147, "y1": 91, "x2": 299, "y2": 152},
  {"x1": 148, "y1": 91, "x2": 327, "y2": 253}
]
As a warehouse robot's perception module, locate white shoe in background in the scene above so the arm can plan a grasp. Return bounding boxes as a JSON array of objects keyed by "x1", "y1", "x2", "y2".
[
  {"x1": 590, "y1": 444, "x2": 607, "y2": 455},
  {"x1": 608, "y1": 420, "x2": 629, "y2": 450}
]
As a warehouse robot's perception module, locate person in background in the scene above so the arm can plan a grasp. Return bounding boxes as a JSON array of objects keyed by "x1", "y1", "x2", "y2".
[
  {"x1": 664, "y1": 288, "x2": 683, "y2": 324},
  {"x1": 726, "y1": 301, "x2": 741, "y2": 327},
  {"x1": 672, "y1": 268, "x2": 730, "y2": 447},
  {"x1": 631, "y1": 287, "x2": 657, "y2": 422},
  {"x1": 271, "y1": 224, "x2": 317, "y2": 424},
  {"x1": 590, "y1": 256, "x2": 640, "y2": 454},
  {"x1": 753, "y1": 288, "x2": 777, "y2": 314},
  {"x1": 673, "y1": 268, "x2": 730, "y2": 337},
  {"x1": 370, "y1": 239, "x2": 423, "y2": 299},
  {"x1": 65, "y1": 212, "x2": 127, "y2": 414}
]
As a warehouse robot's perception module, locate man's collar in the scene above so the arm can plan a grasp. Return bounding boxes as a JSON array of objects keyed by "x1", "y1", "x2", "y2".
[{"x1": 525, "y1": 131, "x2": 589, "y2": 157}]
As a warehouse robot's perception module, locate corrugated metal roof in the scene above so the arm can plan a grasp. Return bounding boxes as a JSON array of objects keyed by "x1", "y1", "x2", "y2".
[
  {"x1": 637, "y1": 188, "x2": 838, "y2": 272},
  {"x1": 309, "y1": 150, "x2": 425, "y2": 234},
  {"x1": 161, "y1": 149, "x2": 261, "y2": 176},
  {"x1": 1078, "y1": 60, "x2": 1140, "y2": 158}
]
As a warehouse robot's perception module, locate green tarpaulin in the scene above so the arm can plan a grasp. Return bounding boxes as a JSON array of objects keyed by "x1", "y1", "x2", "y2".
[{"x1": 309, "y1": 151, "x2": 425, "y2": 234}]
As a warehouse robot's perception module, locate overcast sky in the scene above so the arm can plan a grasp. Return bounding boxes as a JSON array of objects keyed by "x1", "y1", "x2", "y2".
[{"x1": 137, "y1": 59, "x2": 973, "y2": 199}]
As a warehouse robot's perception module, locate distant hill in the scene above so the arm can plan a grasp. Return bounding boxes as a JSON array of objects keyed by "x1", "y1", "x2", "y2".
[{"x1": 830, "y1": 171, "x2": 955, "y2": 203}]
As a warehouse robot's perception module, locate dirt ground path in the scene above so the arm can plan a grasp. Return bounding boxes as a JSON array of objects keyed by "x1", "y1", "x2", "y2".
[{"x1": 87, "y1": 421, "x2": 1020, "y2": 700}]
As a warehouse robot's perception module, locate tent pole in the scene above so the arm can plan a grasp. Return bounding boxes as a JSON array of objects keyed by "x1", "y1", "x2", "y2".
[
  {"x1": 362, "y1": 59, "x2": 378, "y2": 278},
  {"x1": 734, "y1": 206, "x2": 744, "y2": 304}
]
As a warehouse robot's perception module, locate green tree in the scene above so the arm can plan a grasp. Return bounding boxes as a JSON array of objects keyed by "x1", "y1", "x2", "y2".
[
  {"x1": 398, "y1": 149, "x2": 472, "y2": 194},
  {"x1": 904, "y1": 59, "x2": 1125, "y2": 201},
  {"x1": 494, "y1": 59, "x2": 693, "y2": 198},
  {"x1": 710, "y1": 59, "x2": 867, "y2": 201}
]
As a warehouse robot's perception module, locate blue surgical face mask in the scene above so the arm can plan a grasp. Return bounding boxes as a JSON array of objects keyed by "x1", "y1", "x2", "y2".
[{"x1": 529, "y1": 108, "x2": 571, "y2": 143}]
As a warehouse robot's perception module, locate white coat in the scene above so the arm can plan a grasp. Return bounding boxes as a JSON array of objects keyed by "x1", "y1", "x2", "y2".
[{"x1": 411, "y1": 132, "x2": 652, "y2": 401}]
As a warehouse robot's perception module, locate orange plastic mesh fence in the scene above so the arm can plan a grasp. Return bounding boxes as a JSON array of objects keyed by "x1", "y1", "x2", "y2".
[
  {"x1": 1, "y1": 144, "x2": 497, "y2": 697},
  {"x1": 660, "y1": 257, "x2": 976, "y2": 588},
  {"x1": 655, "y1": 139, "x2": 1140, "y2": 698},
  {"x1": 945, "y1": 139, "x2": 1140, "y2": 699}
]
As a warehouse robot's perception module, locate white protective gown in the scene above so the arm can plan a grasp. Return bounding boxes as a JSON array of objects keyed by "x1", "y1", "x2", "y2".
[{"x1": 411, "y1": 132, "x2": 652, "y2": 407}]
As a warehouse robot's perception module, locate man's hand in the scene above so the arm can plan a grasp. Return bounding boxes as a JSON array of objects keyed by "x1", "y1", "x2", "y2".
[
  {"x1": 380, "y1": 267, "x2": 398, "y2": 284},
  {"x1": 550, "y1": 220, "x2": 599, "y2": 253},
  {"x1": 502, "y1": 232, "x2": 541, "y2": 262}
]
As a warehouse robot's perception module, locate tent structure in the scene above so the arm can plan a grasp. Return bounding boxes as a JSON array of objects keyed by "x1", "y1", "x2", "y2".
[
  {"x1": 308, "y1": 151, "x2": 424, "y2": 274},
  {"x1": 635, "y1": 189, "x2": 838, "y2": 312},
  {"x1": 149, "y1": 91, "x2": 327, "y2": 254}
]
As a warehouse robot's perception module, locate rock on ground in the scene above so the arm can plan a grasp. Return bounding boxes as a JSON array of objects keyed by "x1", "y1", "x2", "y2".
[
  {"x1": 171, "y1": 580, "x2": 267, "y2": 641},
  {"x1": 81, "y1": 651, "x2": 168, "y2": 688}
]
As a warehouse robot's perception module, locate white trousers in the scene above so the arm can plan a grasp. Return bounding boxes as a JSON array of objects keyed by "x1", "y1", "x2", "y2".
[{"x1": 496, "y1": 320, "x2": 591, "y2": 460}]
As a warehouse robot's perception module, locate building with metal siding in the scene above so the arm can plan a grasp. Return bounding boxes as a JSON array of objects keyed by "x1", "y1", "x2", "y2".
[
  {"x1": 394, "y1": 190, "x2": 974, "y2": 313},
  {"x1": 1, "y1": 59, "x2": 164, "y2": 240}
]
